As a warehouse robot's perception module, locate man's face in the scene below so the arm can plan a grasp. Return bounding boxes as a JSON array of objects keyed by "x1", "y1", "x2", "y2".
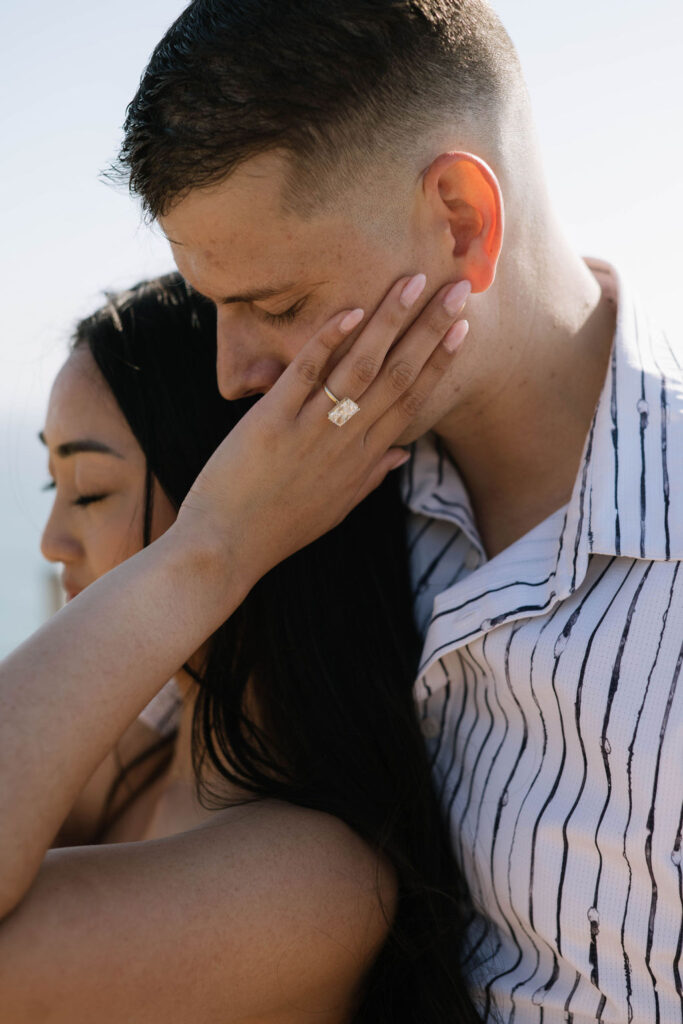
[{"x1": 160, "y1": 151, "x2": 463, "y2": 442}]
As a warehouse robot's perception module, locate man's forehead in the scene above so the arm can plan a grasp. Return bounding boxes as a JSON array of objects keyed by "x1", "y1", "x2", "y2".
[
  {"x1": 160, "y1": 190, "x2": 322, "y2": 296},
  {"x1": 158, "y1": 156, "x2": 387, "y2": 301},
  {"x1": 166, "y1": 228, "x2": 314, "y2": 304},
  {"x1": 162, "y1": 217, "x2": 364, "y2": 309},
  {"x1": 160, "y1": 153, "x2": 299, "y2": 245},
  {"x1": 162, "y1": 204, "x2": 302, "y2": 268}
]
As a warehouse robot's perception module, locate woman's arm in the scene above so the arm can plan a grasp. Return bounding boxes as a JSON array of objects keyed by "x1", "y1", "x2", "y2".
[
  {"x1": 0, "y1": 276, "x2": 466, "y2": 920},
  {"x1": 0, "y1": 526, "x2": 243, "y2": 915}
]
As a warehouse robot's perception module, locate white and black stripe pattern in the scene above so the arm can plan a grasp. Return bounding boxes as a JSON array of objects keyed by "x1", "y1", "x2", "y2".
[{"x1": 405, "y1": 261, "x2": 683, "y2": 1023}]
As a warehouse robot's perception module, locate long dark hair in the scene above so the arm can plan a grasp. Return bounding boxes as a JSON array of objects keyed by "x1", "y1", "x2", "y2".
[{"x1": 74, "y1": 273, "x2": 481, "y2": 1023}]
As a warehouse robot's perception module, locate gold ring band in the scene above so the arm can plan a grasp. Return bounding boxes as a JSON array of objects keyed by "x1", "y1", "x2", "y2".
[{"x1": 323, "y1": 384, "x2": 340, "y2": 405}]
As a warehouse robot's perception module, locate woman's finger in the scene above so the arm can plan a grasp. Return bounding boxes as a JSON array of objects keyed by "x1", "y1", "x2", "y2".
[
  {"x1": 268, "y1": 306, "x2": 365, "y2": 416},
  {"x1": 301, "y1": 277, "x2": 470, "y2": 434},
  {"x1": 322, "y1": 273, "x2": 427, "y2": 403},
  {"x1": 355, "y1": 280, "x2": 471, "y2": 421},
  {"x1": 366, "y1": 320, "x2": 470, "y2": 451}
]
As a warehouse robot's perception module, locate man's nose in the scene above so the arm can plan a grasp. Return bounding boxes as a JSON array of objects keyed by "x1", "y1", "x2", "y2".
[
  {"x1": 215, "y1": 306, "x2": 288, "y2": 401},
  {"x1": 40, "y1": 503, "x2": 82, "y2": 565}
]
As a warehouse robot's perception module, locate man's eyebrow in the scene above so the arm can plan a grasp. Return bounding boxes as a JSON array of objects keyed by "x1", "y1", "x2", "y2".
[
  {"x1": 38, "y1": 432, "x2": 124, "y2": 459},
  {"x1": 217, "y1": 283, "x2": 299, "y2": 305}
]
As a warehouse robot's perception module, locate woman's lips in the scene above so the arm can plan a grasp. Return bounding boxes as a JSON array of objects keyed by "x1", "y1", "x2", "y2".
[{"x1": 61, "y1": 578, "x2": 83, "y2": 602}]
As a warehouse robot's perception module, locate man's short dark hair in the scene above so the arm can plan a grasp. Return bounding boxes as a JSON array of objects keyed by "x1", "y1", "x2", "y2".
[{"x1": 117, "y1": 0, "x2": 522, "y2": 219}]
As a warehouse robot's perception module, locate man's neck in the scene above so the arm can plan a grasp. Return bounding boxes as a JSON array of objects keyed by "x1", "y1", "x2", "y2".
[{"x1": 433, "y1": 237, "x2": 617, "y2": 559}]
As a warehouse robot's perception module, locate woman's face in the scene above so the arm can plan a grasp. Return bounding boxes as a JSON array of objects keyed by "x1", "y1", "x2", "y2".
[{"x1": 40, "y1": 345, "x2": 177, "y2": 601}]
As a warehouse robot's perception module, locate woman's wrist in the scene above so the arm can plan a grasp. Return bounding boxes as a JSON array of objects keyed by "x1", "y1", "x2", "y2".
[{"x1": 165, "y1": 513, "x2": 257, "y2": 622}]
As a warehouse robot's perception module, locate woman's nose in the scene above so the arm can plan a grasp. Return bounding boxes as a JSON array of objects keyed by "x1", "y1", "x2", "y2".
[{"x1": 40, "y1": 506, "x2": 82, "y2": 565}]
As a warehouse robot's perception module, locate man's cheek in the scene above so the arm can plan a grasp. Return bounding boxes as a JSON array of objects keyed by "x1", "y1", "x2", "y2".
[
  {"x1": 283, "y1": 305, "x2": 349, "y2": 363},
  {"x1": 287, "y1": 276, "x2": 394, "y2": 372}
]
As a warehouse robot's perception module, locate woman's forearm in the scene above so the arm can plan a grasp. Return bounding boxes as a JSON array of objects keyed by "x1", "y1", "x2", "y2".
[{"x1": 0, "y1": 524, "x2": 248, "y2": 920}]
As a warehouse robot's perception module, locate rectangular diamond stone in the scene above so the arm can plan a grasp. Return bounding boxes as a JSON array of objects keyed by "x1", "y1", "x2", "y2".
[{"x1": 328, "y1": 397, "x2": 359, "y2": 426}]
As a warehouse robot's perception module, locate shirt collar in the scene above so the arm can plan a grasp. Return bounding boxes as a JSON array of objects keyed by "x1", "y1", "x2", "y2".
[
  {"x1": 404, "y1": 260, "x2": 683, "y2": 680},
  {"x1": 402, "y1": 432, "x2": 484, "y2": 556},
  {"x1": 560, "y1": 260, "x2": 683, "y2": 574}
]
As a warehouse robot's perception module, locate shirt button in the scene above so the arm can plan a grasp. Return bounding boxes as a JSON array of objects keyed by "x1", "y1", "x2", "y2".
[
  {"x1": 464, "y1": 548, "x2": 480, "y2": 571},
  {"x1": 420, "y1": 717, "x2": 441, "y2": 739}
]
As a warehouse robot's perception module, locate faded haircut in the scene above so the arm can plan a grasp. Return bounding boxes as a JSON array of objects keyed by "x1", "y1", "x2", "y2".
[{"x1": 116, "y1": 0, "x2": 523, "y2": 219}]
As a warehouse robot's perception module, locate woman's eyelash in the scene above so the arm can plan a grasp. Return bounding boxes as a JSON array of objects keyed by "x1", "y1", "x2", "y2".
[
  {"x1": 73, "y1": 493, "x2": 109, "y2": 508},
  {"x1": 261, "y1": 298, "x2": 306, "y2": 326},
  {"x1": 41, "y1": 481, "x2": 108, "y2": 508}
]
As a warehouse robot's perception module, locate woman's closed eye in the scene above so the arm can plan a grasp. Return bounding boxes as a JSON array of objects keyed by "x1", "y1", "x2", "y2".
[
  {"x1": 41, "y1": 481, "x2": 110, "y2": 507},
  {"x1": 72, "y1": 493, "x2": 110, "y2": 508}
]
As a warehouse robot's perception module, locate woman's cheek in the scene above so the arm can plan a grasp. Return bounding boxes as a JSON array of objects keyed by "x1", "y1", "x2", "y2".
[
  {"x1": 89, "y1": 499, "x2": 146, "y2": 579},
  {"x1": 149, "y1": 484, "x2": 177, "y2": 542}
]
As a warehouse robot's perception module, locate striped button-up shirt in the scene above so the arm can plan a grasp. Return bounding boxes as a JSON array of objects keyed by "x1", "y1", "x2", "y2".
[{"x1": 404, "y1": 262, "x2": 683, "y2": 1023}]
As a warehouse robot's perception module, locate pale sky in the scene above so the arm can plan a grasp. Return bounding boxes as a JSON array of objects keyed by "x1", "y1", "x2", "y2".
[{"x1": 1, "y1": 0, "x2": 682, "y2": 652}]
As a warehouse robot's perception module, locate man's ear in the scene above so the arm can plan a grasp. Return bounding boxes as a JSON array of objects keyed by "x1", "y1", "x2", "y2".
[{"x1": 422, "y1": 152, "x2": 504, "y2": 293}]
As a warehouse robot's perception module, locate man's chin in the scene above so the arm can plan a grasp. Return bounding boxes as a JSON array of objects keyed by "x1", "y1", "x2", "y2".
[
  {"x1": 394, "y1": 419, "x2": 434, "y2": 447},
  {"x1": 392, "y1": 396, "x2": 447, "y2": 444},
  {"x1": 392, "y1": 368, "x2": 467, "y2": 447}
]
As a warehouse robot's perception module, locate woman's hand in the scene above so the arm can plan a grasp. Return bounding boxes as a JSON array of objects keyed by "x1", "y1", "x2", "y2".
[{"x1": 175, "y1": 273, "x2": 471, "y2": 590}]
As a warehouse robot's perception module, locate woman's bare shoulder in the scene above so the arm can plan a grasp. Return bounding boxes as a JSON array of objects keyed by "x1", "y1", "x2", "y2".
[
  {"x1": 210, "y1": 798, "x2": 396, "y2": 892},
  {"x1": 0, "y1": 798, "x2": 395, "y2": 1024}
]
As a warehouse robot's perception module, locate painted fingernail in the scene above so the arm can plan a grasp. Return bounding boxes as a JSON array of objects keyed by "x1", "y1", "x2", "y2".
[
  {"x1": 339, "y1": 308, "x2": 364, "y2": 332},
  {"x1": 399, "y1": 273, "x2": 427, "y2": 308},
  {"x1": 443, "y1": 319, "x2": 469, "y2": 354},
  {"x1": 443, "y1": 280, "x2": 472, "y2": 316}
]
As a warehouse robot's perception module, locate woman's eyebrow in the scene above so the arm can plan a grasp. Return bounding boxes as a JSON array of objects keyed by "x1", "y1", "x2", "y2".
[{"x1": 38, "y1": 432, "x2": 124, "y2": 459}]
